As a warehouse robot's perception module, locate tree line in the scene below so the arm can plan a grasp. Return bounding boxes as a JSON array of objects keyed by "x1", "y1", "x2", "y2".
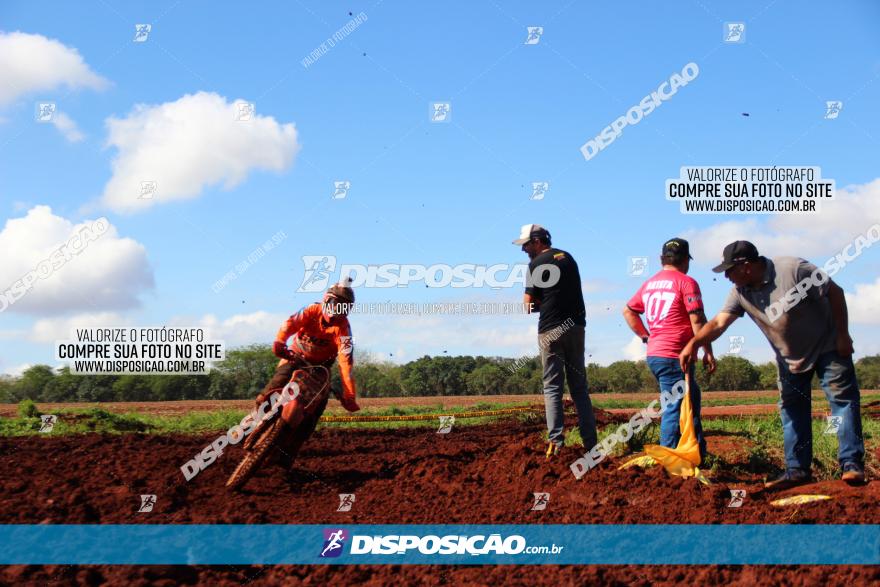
[{"x1": 2, "y1": 345, "x2": 879, "y2": 403}]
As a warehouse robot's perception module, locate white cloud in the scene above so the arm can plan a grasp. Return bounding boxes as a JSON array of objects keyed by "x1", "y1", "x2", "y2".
[
  {"x1": 0, "y1": 206, "x2": 154, "y2": 315},
  {"x1": 21, "y1": 310, "x2": 286, "y2": 354},
  {"x1": 29, "y1": 312, "x2": 127, "y2": 343},
  {"x1": 684, "y1": 178, "x2": 880, "y2": 265},
  {"x1": 179, "y1": 308, "x2": 543, "y2": 360},
  {"x1": 846, "y1": 278, "x2": 880, "y2": 325},
  {"x1": 0, "y1": 31, "x2": 108, "y2": 106},
  {"x1": 682, "y1": 178, "x2": 880, "y2": 333},
  {"x1": 356, "y1": 312, "x2": 539, "y2": 360},
  {"x1": 170, "y1": 311, "x2": 286, "y2": 347},
  {"x1": 116, "y1": 309, "x2": 538, "y2": 358},
  {"x1": 2, "y1": 363, "x2": 34, "y2": 377},
  {"x1": 18, "y1": 310, "x2": 278, "y2": 353},
  {"x1": 49, "y1": 111, "x2": 85, "y2": 142},
  {"x1": 353, "y1": 302, "x2": 627, "y2": 362},
  {"x1": 99, "y1": 92, "x2": 301, "y2": 213},
  {"x1": 853, "y1": 333, "x2": 880, "y2": 358},
  {"x1": 621, "y1": 335, "x2": 644, "y2": 361}
]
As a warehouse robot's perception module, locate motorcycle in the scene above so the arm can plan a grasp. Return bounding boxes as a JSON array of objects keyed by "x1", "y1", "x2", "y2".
[{"x1": 225, "y1": 364, "x2": 332, "y2": 490}]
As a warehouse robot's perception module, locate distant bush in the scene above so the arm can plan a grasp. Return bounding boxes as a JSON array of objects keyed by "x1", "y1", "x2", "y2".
[
  {"x1": 708, "y1": 356, "x2": 761, "y2": 391},
  {"x1": 18, "y1": 399, "x2": 40, "y2": 418},
  {"x1": 856, "y1": 355, "x2": 880, "y2": 389}
]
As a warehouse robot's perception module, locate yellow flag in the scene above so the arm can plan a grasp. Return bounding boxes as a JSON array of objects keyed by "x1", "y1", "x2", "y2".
[{"x1": 642, "y1": 373, "x2": 702, "y2": 478}]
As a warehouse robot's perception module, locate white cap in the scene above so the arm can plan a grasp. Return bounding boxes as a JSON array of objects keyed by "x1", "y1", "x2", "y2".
[{"x1": 512, "y1": 223, "x2": 550, "y2": 245}]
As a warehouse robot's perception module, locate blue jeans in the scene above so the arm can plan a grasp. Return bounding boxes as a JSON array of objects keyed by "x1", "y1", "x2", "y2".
[
  {"x1": 540, "y1": 325, "x2": 597, "y2": 449},
  {"x1": 646, "y1": 357, "x2": 706, "y2": 458},
  {"x1": 777, "y1": 351, "x2": 864, "y2": 471}
]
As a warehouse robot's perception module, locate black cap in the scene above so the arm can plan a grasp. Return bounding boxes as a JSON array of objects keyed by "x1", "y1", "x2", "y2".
[
  {"x1": 661, "y1": 238, "x2": 693, "y2": 260},
  {"x1": 712, "y1": 241, "x2": 760, "y2": 273}
]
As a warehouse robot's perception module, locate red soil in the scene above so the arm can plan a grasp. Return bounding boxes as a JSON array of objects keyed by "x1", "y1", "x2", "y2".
[{"x1": 2, "y1": 410, "x2": 875, "y2": 586}]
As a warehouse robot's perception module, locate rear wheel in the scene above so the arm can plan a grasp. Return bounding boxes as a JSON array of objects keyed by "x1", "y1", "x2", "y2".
[{"x1": 278, "y1": 406, "x2": 322, "y2": 468}]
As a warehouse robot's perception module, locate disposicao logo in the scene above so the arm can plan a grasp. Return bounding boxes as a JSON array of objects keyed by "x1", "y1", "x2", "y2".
[
  {"x1": 319, "y1": 528, "x2": 348, "y2": 558},
  {"x1": 317, "y1": 530, "x2": 562, "y2": 557}
]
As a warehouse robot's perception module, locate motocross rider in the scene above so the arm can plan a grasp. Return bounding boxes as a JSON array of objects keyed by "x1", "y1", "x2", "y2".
[{"x1": 254, "y1": 280, "x2": 361, "y2": 443}]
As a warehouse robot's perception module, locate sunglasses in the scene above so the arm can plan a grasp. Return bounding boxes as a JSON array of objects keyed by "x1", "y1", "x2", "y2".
[{"x1": 724, "y1": 261, "x2": 749, "y2": 277}]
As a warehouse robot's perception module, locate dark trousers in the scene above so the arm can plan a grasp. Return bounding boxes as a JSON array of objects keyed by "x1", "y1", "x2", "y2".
[
  {"x1": 777, "y1": 351, "x2": 864, "y2": 470},
  {"x1": 540, "y1": 325, "x2": 598, "y2": 450}
]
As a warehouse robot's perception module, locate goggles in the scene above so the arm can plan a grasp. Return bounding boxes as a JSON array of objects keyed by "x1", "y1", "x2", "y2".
[{"x1": 322, "y1": 293, "x2": 351, "y2": 317}]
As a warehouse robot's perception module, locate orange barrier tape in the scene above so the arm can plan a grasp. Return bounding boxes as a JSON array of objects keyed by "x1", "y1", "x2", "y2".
[{"x1": 321, "y1": 405, "x2": 542, "y2": 423}]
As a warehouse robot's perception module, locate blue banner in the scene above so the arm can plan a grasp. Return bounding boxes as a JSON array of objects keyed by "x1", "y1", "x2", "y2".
[{"x1": 1, "y1": 525, "x2": 877, "y2": 565}]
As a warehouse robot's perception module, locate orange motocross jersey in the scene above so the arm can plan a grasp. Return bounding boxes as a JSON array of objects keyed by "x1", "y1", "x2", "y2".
[{"x1": 274, "y1": 303, "x2": 356, "y2": 400}]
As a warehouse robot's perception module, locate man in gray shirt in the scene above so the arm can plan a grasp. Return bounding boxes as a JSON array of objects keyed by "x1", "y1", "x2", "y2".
[{"x1": 680, "y1": 241, "x2": 865, "y2": 489}]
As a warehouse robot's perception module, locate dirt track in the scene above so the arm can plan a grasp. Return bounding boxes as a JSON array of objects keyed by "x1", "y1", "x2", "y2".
[{"x1": 2, "y1": 411, "x2": 876, "y2": 585}]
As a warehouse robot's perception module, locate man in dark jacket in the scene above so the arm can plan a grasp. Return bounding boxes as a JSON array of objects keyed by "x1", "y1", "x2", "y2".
[{"x1": 514, "y1": 223, "x2": 597, "y2": 458}]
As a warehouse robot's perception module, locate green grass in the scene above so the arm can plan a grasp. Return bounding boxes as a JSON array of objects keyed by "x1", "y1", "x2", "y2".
[
  {"x1": 0, "y1": 401, "x2": 540, "y2": 436},
  {"x1": 317, "y1": 402, "x2": 541, "y2": 429},
  {"x1": 704, "y1": 415, "x2": 880, "y2": 479},
  {"x1": 563, "y1": 420, "x2": 661, "y2": 456},
  {"x1": 0, "y1": 408, "x2": 153, "y2": 436}
]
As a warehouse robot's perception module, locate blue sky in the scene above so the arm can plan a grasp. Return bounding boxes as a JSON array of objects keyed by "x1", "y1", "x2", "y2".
[{"x1": 2, "y1": 0, "x2": 880, "y2": 374}]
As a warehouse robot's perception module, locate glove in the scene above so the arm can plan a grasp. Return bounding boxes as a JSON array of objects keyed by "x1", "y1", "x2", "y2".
[
  {"x1": 254, "y1": 391, "x2": 270, "y2": 411},
  {"x1": 272, "y1": 341, "x2": 295, "y2": 361},
  {"x1": 340, "y1": 395, "x2": 360, "y2": 413}
]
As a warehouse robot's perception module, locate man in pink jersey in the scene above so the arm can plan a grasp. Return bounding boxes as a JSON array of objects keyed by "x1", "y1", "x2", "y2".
[{"x1": 622, "y1": 238, "x2": 715, "y2": 456}]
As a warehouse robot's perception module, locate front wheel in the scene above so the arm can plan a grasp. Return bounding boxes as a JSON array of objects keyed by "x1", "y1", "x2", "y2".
[{"x1": 225, "y1": 416, "x2": 286, "y2": 491}]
